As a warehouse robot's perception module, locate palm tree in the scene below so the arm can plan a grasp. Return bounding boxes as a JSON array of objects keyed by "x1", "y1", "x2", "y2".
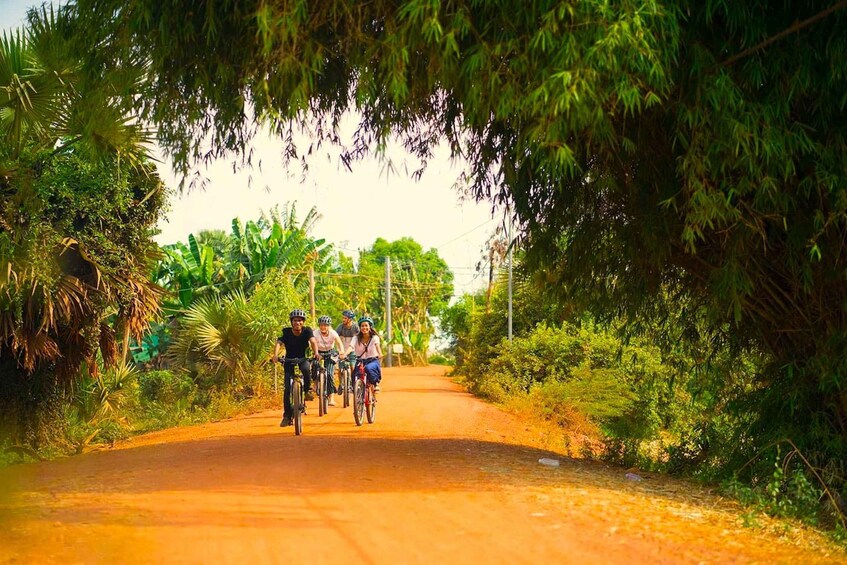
[
  {"x1": 167, "y1": 292, "x2": 267, "y2": 387},
  {"x1": 0, "y1": 8, "x2": 166, "y2": 442},
  {"x1": 1, "y1": 6, "x2": 152, "y2": 166}
]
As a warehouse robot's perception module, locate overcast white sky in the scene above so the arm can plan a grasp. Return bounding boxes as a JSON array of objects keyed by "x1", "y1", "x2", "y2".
[
  {"x1": 154, "y1": 129, "x2": 499, "y2": 295},
  {"x1": 3, "y1": 0, "x2": 501, "y2": 296}
]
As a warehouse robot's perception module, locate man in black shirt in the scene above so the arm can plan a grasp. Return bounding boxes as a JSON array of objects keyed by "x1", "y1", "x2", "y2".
[{"x1": 274, "y1": 309, "x2": 319, "y2": 427}]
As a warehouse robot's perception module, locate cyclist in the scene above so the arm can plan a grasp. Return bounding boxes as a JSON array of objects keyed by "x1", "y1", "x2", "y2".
[
  {"x1": 274, "y1": 309, "x2": 319, "y2": 427},
  {"x1": 335, "y1": 310, "x2": 359, "y2": 394},
  {"x1": 348, "y1": 316, "x2": 383, "y2": 391},
  {"x1": 315, "y1": 315, "x2": 345, "y2": 406}
]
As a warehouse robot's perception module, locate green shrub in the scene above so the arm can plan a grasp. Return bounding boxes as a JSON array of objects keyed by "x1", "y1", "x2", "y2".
[
  {"x1": 137, "y1": 370, "x2": 195, "y2": 404},
  {"x1": 207, "y1": 392, "x2": 244, "y2": 421},
  {"x1": 428, "y1": 354, "x2": 453, "y2": 365}
]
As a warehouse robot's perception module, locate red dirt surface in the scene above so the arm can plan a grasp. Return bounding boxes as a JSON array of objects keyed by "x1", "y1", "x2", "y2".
[{"x1": 1, "y1": 366, "x2": 844, "y2": 564}]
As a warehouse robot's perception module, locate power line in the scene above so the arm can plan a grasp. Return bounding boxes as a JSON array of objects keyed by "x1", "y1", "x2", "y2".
[
  {"x1": 156, "y1": 266, "x2": 454, "y2": 294},
  {"x1": 434, "y1": 218, "x2": 497, "y2": 249}
]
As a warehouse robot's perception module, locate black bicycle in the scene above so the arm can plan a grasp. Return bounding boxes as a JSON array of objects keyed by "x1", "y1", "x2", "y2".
[
  {"x1": 279, "y1": 357, "x2": 316, "y2": 435},
  {"x1": 316, "y1": 351, "x2": 339, "y2": 416},
  {"x1": 337, "y1": 353, "x2": 355, "y2": 408}
]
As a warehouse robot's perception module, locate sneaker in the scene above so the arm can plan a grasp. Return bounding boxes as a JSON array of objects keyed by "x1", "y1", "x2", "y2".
[
  {"x1": 305, "y1": 391, "x2": 315, "y2": 401},
  {"x1": 280, "y1": 416, "x2": 292, "y2": 427},
  {"x1": 375, "y1": 383, "x2": 381, "y2": 393},
  {"x1": 328, "y1": 397, "x2": 336, "y2": 406}
]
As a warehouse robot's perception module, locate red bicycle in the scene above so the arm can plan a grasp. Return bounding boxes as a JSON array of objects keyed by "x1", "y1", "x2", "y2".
[{"x1": 352, "y1": 357, "x2": 377, "y2": 426}]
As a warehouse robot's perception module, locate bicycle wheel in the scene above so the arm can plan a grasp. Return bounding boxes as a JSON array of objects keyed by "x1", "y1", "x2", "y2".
[
  {"x1": 292, "y1": 379, "x2": 303, "y2": 436},
  {"x1": 342, "y1": 367, "x2": 351, "y2": 408},
  {"x1": 317, "y1": 367, "x2": 326, "y2": 417},
  {"x1": 353, "y1": 379, "x2": 365, "y2": 426},
  {"x1": 366, "y1": 384, "x2": 376, "y2": 424}
]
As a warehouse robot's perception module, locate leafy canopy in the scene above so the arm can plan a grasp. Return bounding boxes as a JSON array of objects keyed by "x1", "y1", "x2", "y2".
[{"x1": 66, "y1": 1, "x2": 847, "y2": 467}]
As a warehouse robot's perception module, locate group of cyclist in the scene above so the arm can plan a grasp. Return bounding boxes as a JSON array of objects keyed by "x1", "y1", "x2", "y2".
[{"x1": 274, "y1": 308, "x2": 383, "y2": 427}]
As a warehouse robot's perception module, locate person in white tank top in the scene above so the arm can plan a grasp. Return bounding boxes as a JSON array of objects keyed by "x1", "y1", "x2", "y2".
[{"x1": 316, "y1": 315, "x2": 345, "y2": 404}]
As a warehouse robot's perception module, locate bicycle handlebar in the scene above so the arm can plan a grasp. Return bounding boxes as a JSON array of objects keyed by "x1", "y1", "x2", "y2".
[
  {"x1": 319, "y1": 351, "x2": 340, "y2": 359},
  {"x1": 277, "y1": 356, "x2": 318, "y2": 364}
]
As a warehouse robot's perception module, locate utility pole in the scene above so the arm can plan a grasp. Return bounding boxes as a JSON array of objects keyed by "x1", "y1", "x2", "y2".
[
  {"x1": 385, "y1": 256, "x2": 393, "y2": 367},
  {"x1": 508, "y1": 216, "x2": 513, "y2": 341},
  {"x1": 309, "y1": 265, "x2": 316, "y2": 322}
]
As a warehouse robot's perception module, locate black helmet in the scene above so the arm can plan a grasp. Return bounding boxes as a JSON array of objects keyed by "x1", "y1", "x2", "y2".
[
  {"x1": 289, "y1": 309, "x2": 307, "y2": 321},
  {"x1": 318, "y1": 315, "x2": 332, "y2": 325},
  {"x1": 342, "y1": 309, "x2": 355, "y2": 319}
]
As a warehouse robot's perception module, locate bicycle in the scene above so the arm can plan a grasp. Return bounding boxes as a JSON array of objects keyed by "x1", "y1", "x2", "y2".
[
  {"x1": 353, "y1": 357, "x2": 378, "y2": 426},
  {"x1": 337, "y1": 353, "x2": 355, "y2": 408},
  {"x1": 279, "y1": 357, "x2": 317, "y2": 435},
  {"x1": 316, "y1": 351, "x2": 339, "y2": 416}
]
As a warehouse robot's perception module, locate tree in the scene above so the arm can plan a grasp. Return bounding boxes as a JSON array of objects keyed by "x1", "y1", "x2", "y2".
[
  {"x1": 1, "y1": 9, "x2": 166, "y2": 443},
  {"x1": 154, "y1": 204, "x2": 333, "y2": 311},
  {"x1": 357, "y1": 238, "x2": 453, "y2": 365},
  {"x1": 155, "y1": 234, "x2": 226, "y2": 310},
  {"x1": 439, "y1": 291, "x2": 485, "y2": 370},
  {"x1": 228, "y1": 204, "x2": 332, "y2": 294},
  {"x1": 68, "y1": 1, "x2": 847, "y2": 477}
]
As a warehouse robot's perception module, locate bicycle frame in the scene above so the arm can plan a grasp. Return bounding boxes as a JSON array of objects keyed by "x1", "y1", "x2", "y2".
[
  {"x1": 352, "y1": 357, "x2": 377, "y2": 426},
  {"x1": 317, "y1": 351, "x2": 338, "y2": 416},
  {"x1": 280, "y1": 357, "x2": 317, "y2": 435},
  {"x1": 338, "y1": 355, "x2": 353, "y2": 408}
]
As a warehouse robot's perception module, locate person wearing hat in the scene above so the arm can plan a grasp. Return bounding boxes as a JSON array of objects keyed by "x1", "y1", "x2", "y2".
[
  {"x1": 335, "y1": 309, "x2": 359, "y2": 394},
  {"x1": 274, "y1": 309, "x2": 319, "y2": 427},
  {"x1": 315, "y1": 315, "x2": 345, "y2": 406},
  {"x1": 335, "y1": 309, "x2": 359, "y2": 353},
  {"x1": 347, "y1": 316, "x2": 383, "y2": 391}
]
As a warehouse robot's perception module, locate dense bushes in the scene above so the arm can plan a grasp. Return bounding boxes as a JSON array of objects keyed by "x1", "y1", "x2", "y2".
[
  {"x1": 445, "y1": 273, "x2": 845, "y2": 536},
  {"x1": 1, "y1": 269, "x2": 299, "y2": 465},
  {"x1": 462, "y1": 322, "x2": 678, "y2": 450}
]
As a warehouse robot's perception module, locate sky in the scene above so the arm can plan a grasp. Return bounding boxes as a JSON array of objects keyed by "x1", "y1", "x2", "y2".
[
  {"x1": 2, "y1": 0, "x2": 502, "y2": 297},
  {"x1": 154, "y1": 130, "x2": 500, "y2": 296}
]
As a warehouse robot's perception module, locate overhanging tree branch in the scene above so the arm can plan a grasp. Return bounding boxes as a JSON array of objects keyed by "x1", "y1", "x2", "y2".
[{"x1": 723, "y1": 0, "x2": 847, "y2": 66}]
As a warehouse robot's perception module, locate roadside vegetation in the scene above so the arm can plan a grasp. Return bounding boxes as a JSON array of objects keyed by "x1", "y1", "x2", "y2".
[
  {"x1": 3, "y1": 0, "x2": 847, "y2": 548},
  {"x1": 441, "y1": 254, "x2": 847, "y2": 542}
]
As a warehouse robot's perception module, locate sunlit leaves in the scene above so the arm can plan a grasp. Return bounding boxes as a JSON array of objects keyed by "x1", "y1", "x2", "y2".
[{"x1": 65, "y1": 0, "x2": 847, "y2": 479}]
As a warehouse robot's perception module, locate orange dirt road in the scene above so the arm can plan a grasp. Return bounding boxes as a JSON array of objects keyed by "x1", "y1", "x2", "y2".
[{"x1": 1, "y1": 366, "x2": 844, "y2": 564}]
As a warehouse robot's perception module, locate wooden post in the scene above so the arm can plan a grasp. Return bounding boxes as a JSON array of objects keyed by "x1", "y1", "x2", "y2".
[
  {"x1": 309, "y1": 266, "x2": 316, "y2": 322},
  {"x1": 385, "y1": 257, "x2": 392, "y2": 368}
]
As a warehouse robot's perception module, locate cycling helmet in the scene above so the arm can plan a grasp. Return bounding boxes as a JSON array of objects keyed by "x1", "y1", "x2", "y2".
[
  {"x1": 289, "y1": 308, "x2": 307, "y2": 321},
  {"x1": 318, "y1": 315, "x2": 332, "y2": 325},
  {"x1": 358, "y1": 316, "x2": 375, "y2": 328},
  {"x1": 341, "y1": 309, "x2": 355, "y2": 319}
]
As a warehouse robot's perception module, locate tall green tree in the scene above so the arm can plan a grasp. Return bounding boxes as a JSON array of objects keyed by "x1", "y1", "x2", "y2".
[
  {"x1": 357, "y1": 237, "x2": 453, "y2": 365},
  {"x1": 68, "y1": 0, "x2": 847, "y2": 475},
  {"x1": 0, "y1": 9, "x2": 166, "y2": 442},
  {"x1": 155, "y1": 234, "x2": 226, "y2": 310},
  {"x1": 154, "y1": 204, "x2": 333, "y2": 311}
]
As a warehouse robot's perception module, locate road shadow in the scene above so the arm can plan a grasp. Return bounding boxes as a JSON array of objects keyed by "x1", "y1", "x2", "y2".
[{"x1": 1, "y1": 431, "x2": 728, "y2": 521}]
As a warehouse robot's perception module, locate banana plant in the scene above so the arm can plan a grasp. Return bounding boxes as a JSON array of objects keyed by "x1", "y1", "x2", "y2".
[
  {"x1": 154, "y1": 233, "x2": 225, "y2": 310},
  {"x1": 228, "y1": 204, "x2": 333, "y2": 293}
]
